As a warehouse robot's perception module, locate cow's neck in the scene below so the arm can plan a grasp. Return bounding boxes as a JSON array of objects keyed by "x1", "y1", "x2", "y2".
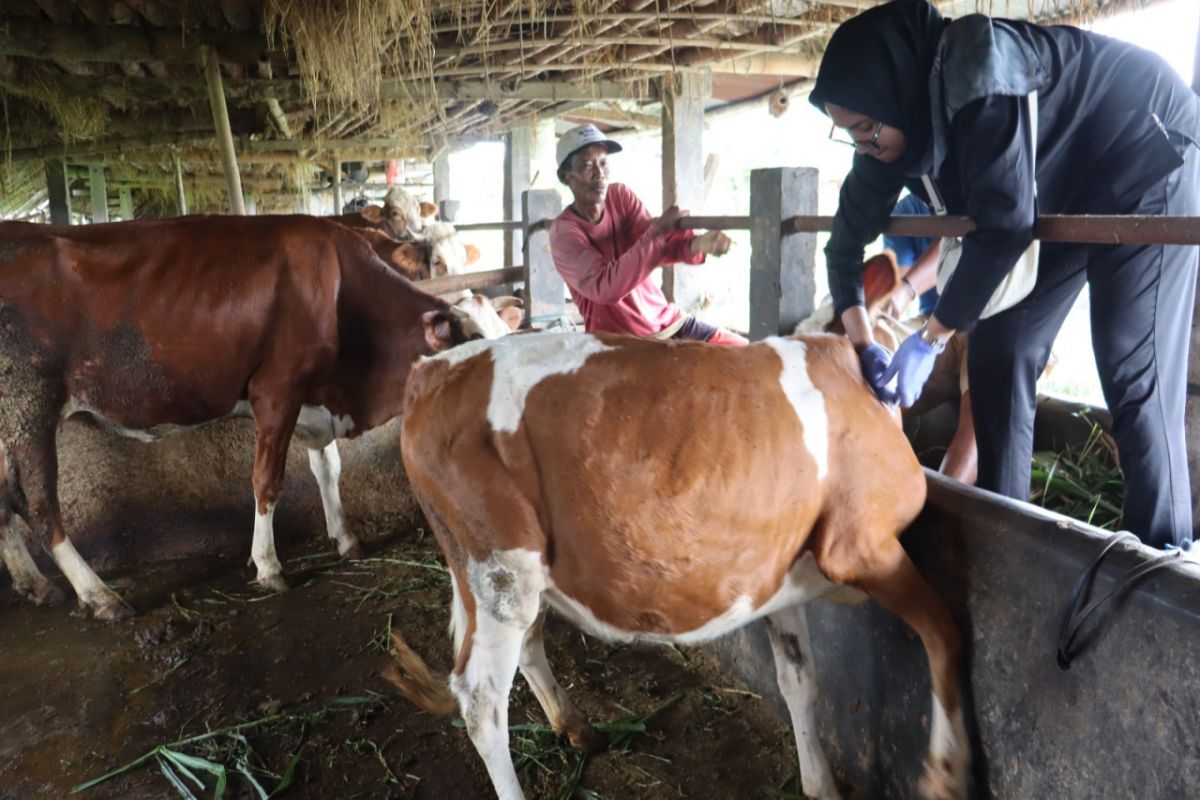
[{"x1": 322, "y1": 258, "x2": 446, "y2": 434}]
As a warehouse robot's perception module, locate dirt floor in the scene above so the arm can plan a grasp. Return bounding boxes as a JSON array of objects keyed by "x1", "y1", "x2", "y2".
[{"x1": 0, "y1": 527, "x2": 810, "y2": 800}]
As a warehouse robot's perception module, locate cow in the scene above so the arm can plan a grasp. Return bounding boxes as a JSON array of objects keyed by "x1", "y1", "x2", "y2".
[
  {"x1": 386, "y1": 331, "x2": 969, "y2": 800},
  {"x1": 0, "y1": 215, "x2": 472, "y2": 621},
  {"x1": 345, "y1": 227, "x2": 431, "y2": 281},
  {"x1": 332, "y1": 186, "x2": 437, "y2": 241}
]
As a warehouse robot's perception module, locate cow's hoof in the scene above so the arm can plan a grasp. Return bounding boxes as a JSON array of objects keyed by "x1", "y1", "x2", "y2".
[
  {"x1": 93, "y1": 598, "x2": 136, "y2": 623},
  {"x1": 565, "y1": 721, "x2": 604, "y2": 754},
  {"x1": 16, "y1": 580, "x2": 66, "y2": 607},
  {"x1": 256, "y1": 573, "x2": 290, "y2": 593},
  {"x1": 918, "y1": 756, "x2": 967, "y2": 800},
  {"x1": 340, "y1": 542, "x2": 367, "y2": 560}
]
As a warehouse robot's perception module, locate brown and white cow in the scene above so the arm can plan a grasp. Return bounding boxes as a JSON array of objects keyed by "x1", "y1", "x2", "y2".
[
  {"x1": 0, "y1": 215, "x2": 470, "y2": 621},
  {"x1": 387, "y1": 331, "x2": 968, "y2": 800},
  {"x1": 332, "y1": 186, "x2": 438, "y2": 241}
]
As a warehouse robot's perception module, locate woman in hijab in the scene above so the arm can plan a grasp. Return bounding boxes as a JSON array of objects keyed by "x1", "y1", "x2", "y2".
[{"x1": 810, "y1": 0, "x2": 1200, "y2": 549}]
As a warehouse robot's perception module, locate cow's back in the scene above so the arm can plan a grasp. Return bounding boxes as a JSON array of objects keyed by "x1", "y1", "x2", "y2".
[
  {"x1": 0, "y1": 217, "x2": 350, "y2": 425},
  {"x1": 402, "y1": 332, "x2": 924, "y2": 636}
]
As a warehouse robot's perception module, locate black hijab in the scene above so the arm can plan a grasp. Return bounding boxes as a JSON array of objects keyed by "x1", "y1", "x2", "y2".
[{"x1": 809, "y1": 0, "x2": 947, "y2": 175}]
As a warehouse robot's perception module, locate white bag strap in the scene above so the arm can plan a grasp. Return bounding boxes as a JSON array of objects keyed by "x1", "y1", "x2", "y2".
[{"x1": 922, "y1": 91, "x2": 1037, "y2": 218}]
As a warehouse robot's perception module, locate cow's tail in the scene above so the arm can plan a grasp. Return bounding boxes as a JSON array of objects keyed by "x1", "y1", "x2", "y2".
[{"x1": 382, "y1": 630, "x2": 458, "y2": 716}]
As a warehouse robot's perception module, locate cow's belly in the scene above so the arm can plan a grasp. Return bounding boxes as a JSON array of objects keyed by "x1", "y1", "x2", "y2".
[
  {"x1": 61, "y1": 400, "x2": 355, "y2": 445},
  {"x1": 542, "y1": 552, "x2": 846, "y2": 645}
]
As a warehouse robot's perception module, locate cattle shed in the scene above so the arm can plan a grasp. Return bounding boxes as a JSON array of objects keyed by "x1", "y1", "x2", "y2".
[{"x1": 3, "y1": 1, "x2": 1200, "y2": 799}]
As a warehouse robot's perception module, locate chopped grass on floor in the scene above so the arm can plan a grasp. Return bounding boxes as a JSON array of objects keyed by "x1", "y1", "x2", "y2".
[
  {"x1": 1030, "y1": 414, "x2": 1124, "y2": 530},
  {"x1": 73, "y1": 693, "x2": 391, "y2": 799},
  {"x1": 451, "y1": 692, "x2": 683, "y2": 800}
]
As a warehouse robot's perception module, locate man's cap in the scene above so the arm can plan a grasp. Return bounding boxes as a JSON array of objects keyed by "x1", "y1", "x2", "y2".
[{"x1": 556, "y1": 124, "x2": 622, "y2": 171}]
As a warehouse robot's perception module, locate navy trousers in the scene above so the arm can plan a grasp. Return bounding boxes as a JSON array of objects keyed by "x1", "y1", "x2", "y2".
[{"x1": 968, "y1": 141, "x2": 1200, "y2": 548}]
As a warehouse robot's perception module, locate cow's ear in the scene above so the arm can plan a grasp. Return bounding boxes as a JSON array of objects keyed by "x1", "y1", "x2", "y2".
[
  {"x1": 497, "y1": 305, "x2": 523, "y2": 331},
  {"x1": 392, "y1": 242, "x2": 427, "y2": 280},
  {"x1": 419, "y1": 201, "x2": 438, "y2": 219},
  {"x1": 422, "y1": 310, "x2": 458, "y2": 352},
  {"x1": 464, "y1": 243, "x2": 481, "y2": 265},
  {"x1": 862, "y1": 251, "x2": 901, "y2": 313},
  {"x1": 360, "y1": 205, "x2": 383, "y2": 223}
]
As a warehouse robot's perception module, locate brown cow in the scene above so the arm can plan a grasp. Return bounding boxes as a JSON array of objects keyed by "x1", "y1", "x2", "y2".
[
  {"x1": 0, "y1": 215, "x2": 470, "y2": 621},
  {"x1": 387, "y1": 331, "x2": 968, "y2": 800}
]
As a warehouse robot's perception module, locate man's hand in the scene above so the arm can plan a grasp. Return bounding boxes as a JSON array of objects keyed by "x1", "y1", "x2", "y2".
[
  {"x1": 690, "y1": 230, "x2": 732, "y2": 257},
  {"x1": 649, "y1": 205, "x2": 688, "y2": 237}
]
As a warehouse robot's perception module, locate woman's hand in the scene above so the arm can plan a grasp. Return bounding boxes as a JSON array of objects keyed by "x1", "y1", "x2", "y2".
[{"x1": 859, "y1": 343, "x2": 897, "y2": 404}]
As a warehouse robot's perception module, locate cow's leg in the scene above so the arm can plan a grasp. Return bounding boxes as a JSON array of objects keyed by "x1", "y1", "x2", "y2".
[
  {"x1": 857, "y1": 538, "x2": 968, "y2": 800},
  {"x1": 451, "y1": 548, "x2": 545, "y2": 800},
  {"x1": 306, "y1": 442, "x2": 363, "y2": 559},
  {"x1": 518, "y1": 605, "x2": 600, "y2": 752},
  {"x1": 765, "y1": 606, "x2": 840, "y2": 800},
  {"x1": 248, "y1": 393, "x2": 302, "y2": 592},
  {"x1": 0, "y1": 512, "x2": 63, "y2": 606},
  {"x1": 8, "y1": 430, "x2": 130, "y2": 620}
]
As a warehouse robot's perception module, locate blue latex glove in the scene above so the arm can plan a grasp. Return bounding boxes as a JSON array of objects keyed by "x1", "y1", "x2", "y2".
[
  {"x1": 882, "y1": 331, "x2": 939, "y2": 408},
  {"x1": 859, "y1": 343, "x2": 897, "y2": 404}
]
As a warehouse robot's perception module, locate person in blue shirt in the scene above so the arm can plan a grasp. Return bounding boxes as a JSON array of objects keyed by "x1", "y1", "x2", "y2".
[
  {"x1": 882, "y1": 193, "x2": 939, "y2": 317},
  {"x1": 879, "y1": 194, "x2": 976, "y2": 485}
]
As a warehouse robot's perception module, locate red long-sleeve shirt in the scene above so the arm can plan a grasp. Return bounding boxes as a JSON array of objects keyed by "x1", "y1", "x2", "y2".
[{"x1": 550, "y1": 183, "x2": 704, "y2": 337}]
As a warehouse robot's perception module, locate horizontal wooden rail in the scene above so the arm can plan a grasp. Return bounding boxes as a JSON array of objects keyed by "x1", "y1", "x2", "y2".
[
  {"x1": 452, "y1": 221, "x2": 525, "y2": 232},
  {"x1": 679, "y1": 214, "x2": 1200, "y2": 246},
  {"x1": 414, "y1": 267, "x2": 524, "y2": 295}
]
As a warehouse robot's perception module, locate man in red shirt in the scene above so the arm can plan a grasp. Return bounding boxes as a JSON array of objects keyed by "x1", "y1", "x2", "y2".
[{"x1": 549, "y1": 124, "x2": 747, "y2": 346}]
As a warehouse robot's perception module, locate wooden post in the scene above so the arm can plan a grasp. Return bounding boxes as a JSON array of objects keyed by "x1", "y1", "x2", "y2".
[
  {"x1": 748, "y1": 167, "x2": 818, "y2": 341},
  {"x1": 118, "y1": 187, "x2": 133, "y2": 220},
  {"x1": 661, "y1": 71, "x2": 709, "y2": 310},
  {"x1": 433, "y1": 151, "x2": 451, "y2": 207},
  {"x1": 504, "y1": 128, "x2": 529, "y2": 271},
  {"x1": 522, "y1": 188, "x2": 565, "y2": 326},
  {"x1": 203, "y1": 45, "x2": 246, "y2": 214},
  {"x1": 45, "y1": 158, "x2": 71, "y2": 224},
  {"x1": 172, "y1": 150, "x2": 188, "y2": 215},
  {"x1": 333, "y1": 157, "x2": 343, "y2": 214},
  {"x1": 88, "y1": 164, "x2": 108, "y2": 223}
]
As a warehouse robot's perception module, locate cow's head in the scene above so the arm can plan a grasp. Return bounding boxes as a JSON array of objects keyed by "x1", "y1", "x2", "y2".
[
  {"x1": 424, "y1": 222, "x2": 481, "y2": 279},
  {"x1": 359, "y1": 187, "x2": 437, "y2": 240},
  {"x1": 421, "y1": 309, "x2": 473, "y2": 352},
  {"x1": 449, "y1": 294, "x2": 523, "y2": 340}
]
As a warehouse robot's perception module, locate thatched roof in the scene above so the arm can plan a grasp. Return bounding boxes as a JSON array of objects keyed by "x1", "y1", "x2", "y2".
[{"x1": 0, "y1": 0, "x2": 1156, "y2": 217}]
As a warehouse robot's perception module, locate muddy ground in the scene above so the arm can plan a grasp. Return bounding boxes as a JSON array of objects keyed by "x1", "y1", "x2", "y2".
[{"x1": 0, "y1": 526, "x2": 819, "y2": 800}]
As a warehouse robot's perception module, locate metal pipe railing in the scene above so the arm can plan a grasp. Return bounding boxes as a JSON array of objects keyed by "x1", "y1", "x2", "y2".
[{"x1": 452, "y1": 221, "x2": 525, "y2": 232}]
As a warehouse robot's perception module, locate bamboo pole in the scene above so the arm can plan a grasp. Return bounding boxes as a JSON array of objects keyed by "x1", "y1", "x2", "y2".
[{"x1": 203, "y1": 45, "x2": 246, "y2": 215}]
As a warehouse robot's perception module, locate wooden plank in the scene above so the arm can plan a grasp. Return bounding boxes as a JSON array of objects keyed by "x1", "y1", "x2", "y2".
[
  {"x1": 749, "y1": 167, "x2": 818, "y2": 340},
  {"x1": 522, "y1": 189, "x2": 566, "y2": 323},
  {"x1": 415, "y1": 267, "x2": 524, "y2": 295},
  {"x1": 45, "y1": 158, "x2": 71, "y2": 225},
  {"x1": 0, "y1": 18, "x2": 267, "y2": 64},
  {"x1": 88, "y1": 164, "x2": 107, "y2": 223},
  {"x1": 661, "y1": 72, "x2": 708, "y2": 310}
]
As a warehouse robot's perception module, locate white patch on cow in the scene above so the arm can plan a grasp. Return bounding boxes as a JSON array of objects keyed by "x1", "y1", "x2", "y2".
[
  {"x1": 430, "y1": 332, "x2": 614, "y2": 433},
  {"x1": 930, "y1": 693, "x2": 970, "y2": 791},
  {"x1": 764, "y1": 338, "x2": 829, "y2": 481},
  {"x1": 453, "y1": 295, "x2": 513, "y2": 340},
  {"x1": 50, "y1": 536, "x2": 117, "y2": 609},
  {"x1": 306, "y1": 442, "x2": 358, "y2": 556},
  {"x1": 792, "y1": 296, "x2": 836, "y2": 335},
  {"x1": 424, "y1": 221, "x2": 469, "y2": 279},
  {"x1": 544, "y1": 552, "x2": 838, "y2": 645},
  {"x1": 0, "y1": 515, "x2": 49, "y2": 594},
  {"x1": 451, "y1": 547, "x2": 545, "y2": 800},
  {"x1": 250, "y1": 500, "x2": 282, "y2": 584},
  {"x1": 448, "y1": 568, "x2": 468, "y2": 662}
]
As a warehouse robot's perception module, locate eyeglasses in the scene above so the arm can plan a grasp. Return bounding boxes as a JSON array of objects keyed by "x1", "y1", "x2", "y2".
[{"x1": 829, "y1": 120, "x2": 883, "y2": 152}]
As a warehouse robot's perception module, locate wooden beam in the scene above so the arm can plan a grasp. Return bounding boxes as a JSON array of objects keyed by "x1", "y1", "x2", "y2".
[
  {"x1": 660, "y1": 72, "x2": 707, "y2": 309},
  {"x1": 172, "y1": 150, "x2": 188, "y2": 215},
  {"x1": 203, "y1": 46, "x2": 246, "y2": 215},
  {"x1": 45, "y1": 159, "x2": 71, "y2": 224},
  {"x1": 0, "y1": 18, "x2": 268, "y2": 64},
  {"x1": 88, "y1": 164, "x2": 108, "y2": 223}
]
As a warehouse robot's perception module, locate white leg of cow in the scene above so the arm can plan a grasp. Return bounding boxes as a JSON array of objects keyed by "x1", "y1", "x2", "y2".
[
  {"x1": 0, "y1": 513, "x2": 64, "y2": 606},
  {"x1": 856, "y1": 537, "x2": 968, "y2": 800},
  {"x1": 306, "y1": 443, "x2": 363, "y2": 559},
  {"x1": 250, "y1": 500, "x2": 287, "y2": 592},
  {"x1": 49, "y1": 536, "x2": 131, "y2": 620},
  {"x1": 451, "y1": 548, "x2": 546, "y2": 800},
  {"x1": 766, "y1": 606, "x2": 840, "y2": 800},
  {"x1": 518, "y1": 605, "x2": 599, "y2": 751}
]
